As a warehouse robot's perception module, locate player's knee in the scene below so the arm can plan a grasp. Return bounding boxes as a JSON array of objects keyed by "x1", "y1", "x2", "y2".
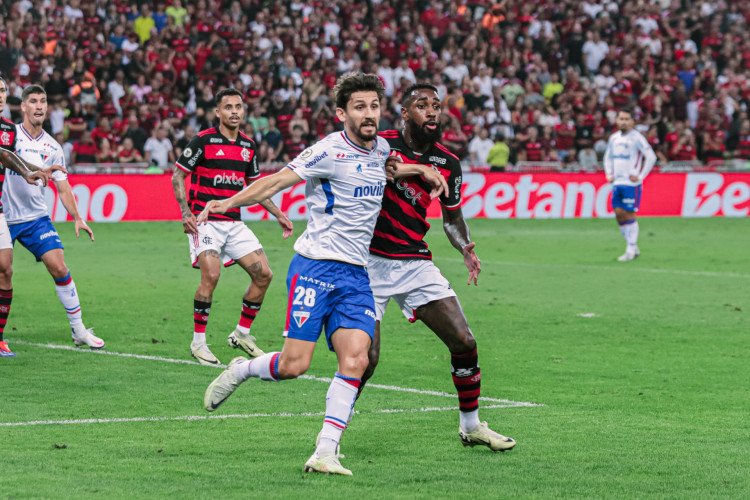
[
  {"x1": 48, "y1": 264, "x2": 70, "y2": 280},
  {"x1": 340, "y1": 351, "x2": 370, "y2": 377},
  {"x1": 255, "y1": 266, "x2": 273, "y2": 288},
  {"x1": 0, "y1": 266, "x2": 12, "y2": 287},
  {"x1": 450, "y1": 329, "x2": 477, "y2": 354}
]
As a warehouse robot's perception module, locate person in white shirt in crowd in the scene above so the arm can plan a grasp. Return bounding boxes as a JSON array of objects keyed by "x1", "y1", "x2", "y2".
[{"x1": 143, "y1": 125, "x2": 175, "y2": 169}]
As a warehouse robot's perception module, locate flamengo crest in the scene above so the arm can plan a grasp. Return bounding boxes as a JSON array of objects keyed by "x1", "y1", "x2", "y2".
[
  {"x1": 0, "y1": 132, "x2": 9, "y2": 145},
  {"x1": 241, "y1": 148, "x2": 251, "y2": 162}
]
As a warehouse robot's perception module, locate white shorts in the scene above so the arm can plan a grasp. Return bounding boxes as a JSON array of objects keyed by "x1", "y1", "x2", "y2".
[
  {"x1": 0, "y1": 214, "x2": 12, "y2": 251},
  {"x1": 188, "y1": 221, "x2": 262, "y2": 269},
  {"x1": 367, "y1": 254, "x2": 456, "y2": 322}
]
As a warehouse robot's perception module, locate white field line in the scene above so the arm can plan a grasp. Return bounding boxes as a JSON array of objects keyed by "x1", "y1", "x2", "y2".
[
  {"x1": 434, "y1": 257, "x2": 750, "y2": 279},
  {"x1": 7, "y1": 340, "x2": 542, "y2": 408},
  {"x1": 0, "y1": 404, "x2": 527, "y2": 428}
]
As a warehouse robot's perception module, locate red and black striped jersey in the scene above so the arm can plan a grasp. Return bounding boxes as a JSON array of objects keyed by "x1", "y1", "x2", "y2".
[
  {"x1": 0, "y1": 116, "x2": 19, "y2": 214},
  {"x1": 370, "y1": 129, "x2": 462, "y2": 260},
  {"x1": 175, "y1": 127, "x2": 259, "y2": 221}
]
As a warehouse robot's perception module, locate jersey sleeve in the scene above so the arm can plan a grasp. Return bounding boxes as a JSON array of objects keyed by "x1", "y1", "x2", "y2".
[
  {"x1": 51, "y1": 145, "x2": 67, "y2": 182},
  {"x1": 286, "y1": 138, "x2": 335, "y2": 181},
  {"x1": 174, "y1": 135, "x2": 204, "y2": 173},
  {"x1": 441, "y1": 157, "x2": 463, "y2": 209},
  {"x1": 246, "y1": 143, "x2": 260, "y2": 180}
]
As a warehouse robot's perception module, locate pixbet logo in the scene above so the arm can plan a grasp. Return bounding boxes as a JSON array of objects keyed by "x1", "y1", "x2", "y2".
[{"x1": 213, "y1": 172, "x2": 244, "y2": 186}]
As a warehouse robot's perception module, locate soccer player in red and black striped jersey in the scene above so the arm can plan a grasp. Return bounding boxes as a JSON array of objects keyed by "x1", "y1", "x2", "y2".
[
  {"x1": 172, "y1": 88, "x2": 293, "y2": 366},
  {"x1": 0, "y1": 78, "x2": 63, "y2": 357},
  {"x1": 363, "y1": 83, "x2": 516, "y2": 452}
]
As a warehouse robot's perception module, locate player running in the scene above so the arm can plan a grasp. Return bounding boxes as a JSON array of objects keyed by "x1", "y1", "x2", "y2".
[
  {"x1": 172, "y1": 88, "x2": 293, "y2": 366},
  {"x1": 200, "y1": 73, "x2": 447, "y2": 476},
  {"x1": 603, "y1": 108, "x2": 656, "y2": 261},
  {"x1": 0, "y1": 79, "x2": 62, "y2": 357},
  {"x1": 2, "y1": 84, "x2": 103, "y2": 352},
  {"x1": 360, "y1": 83, "x2": 516, "y2": 452}
]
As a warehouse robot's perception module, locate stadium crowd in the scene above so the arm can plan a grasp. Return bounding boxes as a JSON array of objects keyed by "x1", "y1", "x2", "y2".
[{"x1": 1, "y1": 0, "x2": 750, "y2": 171}]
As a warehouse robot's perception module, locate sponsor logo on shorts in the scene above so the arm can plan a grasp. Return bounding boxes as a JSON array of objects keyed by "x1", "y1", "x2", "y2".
[
  {"x1": 39, "y1": 230, "x2": 59, "y2": 240},
  {"x1": 303, "y1": 151, "x2": 328, "y2": 168},
  {"x1": 293, "y1": 310, "x2": 310, "y2": 327},
  {"x1": 364, "y1": 309, "x2": 376, "y2": 319},
  {"x1": 623, "y1": 198, "x2": 635, "y2": 203},
  {"x1": 298, "y1": 275, "x2": 335, "y2": 289},
  {"x1": 354, "y1": 182, "x2": 384, "y2": 198},
  {"x1": 213, "y1": 172, "x2": 244, "y2": 186}
]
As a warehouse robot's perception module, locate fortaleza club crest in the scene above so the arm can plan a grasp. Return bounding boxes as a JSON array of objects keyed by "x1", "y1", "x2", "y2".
[{"x1": 293, "y1": 310, "x2": 310, "y2": 328}]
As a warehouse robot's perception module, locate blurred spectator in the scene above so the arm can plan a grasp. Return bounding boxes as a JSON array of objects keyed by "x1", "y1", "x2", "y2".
[
  {"x1": 143, "y1": 126, "x2": 175, "y2": 168},
  {"x1": 122, "y1": 117, "x2": 149, "y2": 154},
  {"x1": 468, "y1": 127, "x2": 494, "y2": 164},
  {"x1": 71, "y1": 131, "x2": 99, "y2": 165},
  {"x1": 487, "y1": 133, "x2": 510, "y2": 172},
  {"x1": 117, "y1": 137, "x2": 145, "y2": 164}
]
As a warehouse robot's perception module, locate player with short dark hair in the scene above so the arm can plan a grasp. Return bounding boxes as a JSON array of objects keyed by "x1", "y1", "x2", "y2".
[
  {"x1": 200, "y1": 73, "x2": 448, "y2": 475},
  {"x1": 0, "y1": 79, "x2": 63, "y2": 357},
  {"x1": 361, "y1": 83, "x2": 517, "y2": 452},
  {"x1": 2, "y1": 84, "x2": 102, "y2": 352},
  {"x1": 172, "y1": 88, "x2": 293, "y2": 366},
  {"x1": 603, "y1": 108, "x2": 656, "y2": 261}
]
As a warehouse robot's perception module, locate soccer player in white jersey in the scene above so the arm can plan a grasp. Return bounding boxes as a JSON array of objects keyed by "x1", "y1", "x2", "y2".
[
  {"x1": 0, "y1": 78, "x2": 63, "y2": 357},
  {"x1": 200, "y1": 73, "x2": 447, "y2": 476},
  {"x1": 603, "y1": 108, "x2": 656, "y2": 261},
  {"x1": 2, "y1": 85, "x2": 104, "y2": 349}
]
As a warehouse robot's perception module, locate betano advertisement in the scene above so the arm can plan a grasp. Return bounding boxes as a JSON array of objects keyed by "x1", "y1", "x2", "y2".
[{"x1": 43, "y1": 172, "x2": 750, "y2": 222}]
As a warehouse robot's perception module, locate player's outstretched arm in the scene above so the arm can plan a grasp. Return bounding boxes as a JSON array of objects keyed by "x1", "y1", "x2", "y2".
[
  {"x1": 172, "y1": 167, "x2": 197, "y2": 234},
  {"x1": 442, "y1": 204, "x2": 481, "y2": 286},
  {"x1": 247, "y1": 177, "x2": 294, "y2": 239},
  {"x1": 0, "y1": 149, "x2": 66, "y2": 187},
  {"x1": 54, "y1": 179, "x2": 94, "y2": 241},
  {"x1": 198, "y1": 167, "x2": 302, "y2": 224}
]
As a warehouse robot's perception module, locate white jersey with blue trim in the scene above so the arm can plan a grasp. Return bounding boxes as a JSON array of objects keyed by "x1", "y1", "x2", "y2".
[
  {"x1": 603, "y1": 129, "x2": 656, "y2": 187},
  {"x1": 287, "y1": 130, "x2": 389, "y2": 266},
  {"x1": 2, "y1": 124, "x2": 67, "y2": 224}
]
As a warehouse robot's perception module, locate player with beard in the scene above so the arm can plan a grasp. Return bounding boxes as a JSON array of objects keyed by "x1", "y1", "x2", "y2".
[
  {"x1": 0, "y1": 78, "x2": 62, "y2": 357},
  {"x1": 200, "y1": 74, "x2": 448, "y2": 475},
  {"x1": 364, "y1": 83, "x2": 516, "y2": 452}
]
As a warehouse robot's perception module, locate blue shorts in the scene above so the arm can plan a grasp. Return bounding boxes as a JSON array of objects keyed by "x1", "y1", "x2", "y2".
[
  {"x1": 9, "y1": 216, "x2": 64, "y2": 261},
  {"x1": 284, "y1": 254, "x2": 376, "y2": 351},
  {"x1": 611, "y1": 185, "x2": 642, "y2": 212}
]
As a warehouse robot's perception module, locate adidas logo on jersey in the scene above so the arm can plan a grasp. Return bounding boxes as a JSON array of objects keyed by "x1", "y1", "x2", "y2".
[
  {"x1": 213, "y1": 172, "x2": 244, "y2": 186},
  {"x1": 216, "y1": 149, "x2": 225, "y2": 156},
  {"x1": 354, "y1": 182, "x2": 384, "y2": 198}
]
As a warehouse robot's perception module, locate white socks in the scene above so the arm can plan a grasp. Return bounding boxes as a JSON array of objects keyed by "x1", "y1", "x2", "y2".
[
  {"x1": 232, "y1": 352, "x2": 281, "y2": 382},
  {"x1": 317, "y1": 373, "x2": 360, "y2": 456},
  {"x1": 54, "y1": 273, "x2": 83, "y2": 331}
]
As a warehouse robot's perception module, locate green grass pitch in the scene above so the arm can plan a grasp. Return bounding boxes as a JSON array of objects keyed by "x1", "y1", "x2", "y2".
[{"x1": 1, "y1": 217, "x2": 748, "y2": 499}]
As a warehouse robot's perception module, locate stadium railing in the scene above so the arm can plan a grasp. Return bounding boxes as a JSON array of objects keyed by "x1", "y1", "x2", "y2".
[{"x1": 67, "y1": 160, "x2": 750, "y2": 175}]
